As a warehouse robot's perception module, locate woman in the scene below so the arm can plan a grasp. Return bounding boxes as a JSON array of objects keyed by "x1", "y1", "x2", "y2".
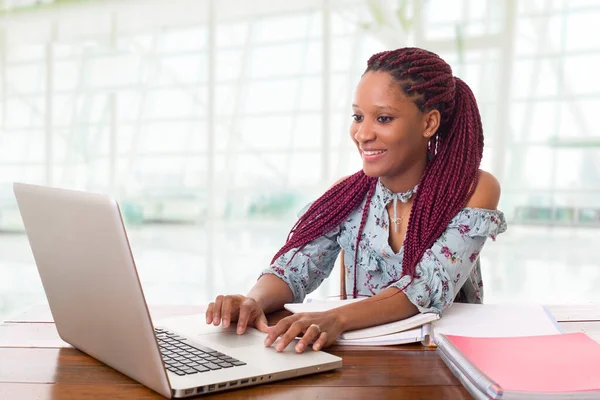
[{"x1": 205, "y1": 47, "x2": 507, "y2": 353}]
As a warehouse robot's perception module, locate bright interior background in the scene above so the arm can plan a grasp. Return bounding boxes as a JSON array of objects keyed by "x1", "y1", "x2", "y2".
[{"x1": 1, "y1": 0, "x2": 599, "y2": 321}]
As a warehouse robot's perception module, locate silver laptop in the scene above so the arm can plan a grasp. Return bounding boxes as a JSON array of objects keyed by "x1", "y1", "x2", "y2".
[{"x1": 13, "y1": 182, "x2": 342, "y2": 398}]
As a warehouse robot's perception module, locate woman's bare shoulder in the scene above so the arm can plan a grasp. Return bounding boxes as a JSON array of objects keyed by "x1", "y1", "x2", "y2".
[{"x1": 465, "y1": 170, "x2": 501, "y2": 210}]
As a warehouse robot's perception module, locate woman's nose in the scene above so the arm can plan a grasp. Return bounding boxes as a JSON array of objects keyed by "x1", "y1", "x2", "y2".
[{"x1": 354, "y1": 124, "x2": 375, "y2": 143}]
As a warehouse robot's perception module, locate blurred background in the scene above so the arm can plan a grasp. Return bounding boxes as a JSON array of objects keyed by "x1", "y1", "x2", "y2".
[{"x1": 1, "y1": 0, "x2": 599, "y2": 321}]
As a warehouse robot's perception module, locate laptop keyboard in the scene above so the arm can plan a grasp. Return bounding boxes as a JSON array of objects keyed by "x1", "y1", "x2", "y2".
[{"x1": 155, "y1": 328, "x2": 246, "y2": 376}]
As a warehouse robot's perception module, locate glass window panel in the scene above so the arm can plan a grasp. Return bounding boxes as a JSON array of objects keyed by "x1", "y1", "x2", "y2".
[
  {"x1": 565, "y1": 0, "x2": 600, "y2": 9},
  {"x1": 564, "y1": 54, "x2": 600, "y2": 95},
  {"x1": 510, "y1": 101, "x2": 558, "y2": 143},
  {"x1": 332, "y1": 37, "x2": 357, "y2": 72},
  {"x1": 480, "y1": 146, "x2": 493, "y2": 172},
  {"x1": 89, "y1": 53, "x2": 140, "y2": 87},
  {"x1": 54, "y1": 60, "x2": 80, "y2": 92},
  {"x1": 512, "y1": 59, "x2": 559, "y2": 99},
  {"x1": 26, "y1": 131, "x2": 45, "y2": 162},
  {"x1": 248, "y1": 43, "x2": 307, "y2": 78},
  {"x1": 0, "y1": 131, "x2": 36, "y2": 162},
  {"x1": 74, "y1": 93, "x2": 109, "y2": 123},
  {"x1": 6, "y1": 64, "x2": 44, "y2": 94},
  {"x1": 118, "y1": 33, "x2": 154, "y2": 52},
  {"x1": 331, "y1": 8, "x2": 360, "y2": 35},
  {"x1": 518, "y1": 0, "x2": 566, "y2": 14},
  {"x1": 515, "y1": 16, "x2": 563, "y2": 56},
  {"x1": 53, "y1": 164, "x2": 91, "y2": 191},
  {"x1": 6, "y1": 98, "x2": 44, "y2": 127},
  {"x1": 332, "y1": 73, "x2": 353, "y2": 110},
  {"x1": 554, "y1": 149, "x2": 585, "y2": 190},
  {"x1": 423, "y1": 24, "x2": 457, "y2": 40},
  {"x1": 330, "y1": 112, "x2": 350, "y2": 149},
  {"x1": 231, "y1": 154, "x2": 288, "y2": 187},
  {"x1": 179, "y1": 157, "x2": 206, "y2": 187},
  {"x1": 291, "y1": 114, "x2": 322, "y2": 150},
  {"x1": 238, "y1": 116, "x2": 293, "y2": 150},
  {"x1": 145, "y1": 89, "x2": 196, "y2": 118},
  {"x1": 505, "y1": 146, "x2": 554, "y2": 190},
  {"x1": 158, "y1": 54, "x2": 206, "y2": 84},
  {"x1": 7, "y1": 45, "x2": 45, "y2": 63},
  {"x1": 131, "y1": 157, "x2": 187, "y2": 187},
  {"x1": 0, "y1": 167, "x2": 41, "y2": 194},
  {"x1": 114, "y1": 91, "x2": 142, "y2": 121},
  {"x1": 460, "y1": 63, "x2": 485, "y2": 100},
  {"x1": 160, "y1": 27, "x2": 206, "y2": 52},
  {"x1": 289, "y1": 153, "x2": 322, "y2": 186},
  {"x1": 53, "y1": 95, "x2": 75, "y2": 126},
  {"x1": 305, "y1": 41, "x2": 322, "y2": 74},
  {"x1": 480, "y1": 104, "x2": 498, "y2": 147},
  {"x1": 243, "y1": 80, "x2": 299, "y2": 113},
  {"x1": 184, "y1": 122, "x2": 207, "y2": 152},
  {"x1": 138, "y1": 122, "x2": 196, "y2": 153},
  {"x1": 58, "y1": 12, "x2": 111, "y2": 40},
  {"x1": 216, "y1": 50, "x2": 244, "y2": 81},
  {"x1": 424, "y1": 0, "x2": 464, "y2": 23},
  {"x1": 298, "y1": 77, "x2": 321, "y2": 111},
  {"x1": 466, "y1": 0, "x2": 489, "y2": 20},
  {"x1": 214, "y1": 122, "x2": 232, "y2": 152},
  {"x1": 557, "y1": 100, "x2": 600, "y2": 140},
  {"x1": 565, "y1": 10, "x2": 600, "y2": 51},
  {"x1": 216, "y1": 22, "x2": 250, "y2": 47},
  {"x1": 253, "y1": 13, "x2": 319, "y2": 43},
  {"x1": 356, "y1": 35, "x2": 387, "y2": 65},
  {"x1": 215, "y1": 83, "x2": 238, "y2": 116},
  {"x1": 329, "y1": 146, "x2": 361, "y2": 179}
]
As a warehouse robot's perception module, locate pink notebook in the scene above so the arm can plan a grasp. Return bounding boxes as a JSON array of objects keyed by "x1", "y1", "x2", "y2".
[{"x1": 443, "y1": 332, "x2": 600, "y2": 395}]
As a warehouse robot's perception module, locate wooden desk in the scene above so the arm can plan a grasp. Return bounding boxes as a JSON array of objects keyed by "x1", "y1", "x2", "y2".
[{"x1": 1, "y1": 304, "x2": 599, "y2": 399}]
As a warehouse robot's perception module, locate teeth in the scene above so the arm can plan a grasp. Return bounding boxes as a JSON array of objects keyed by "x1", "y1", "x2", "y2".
[{"x1": 363, "y1": 150, "x2": 385, "y2": 156}]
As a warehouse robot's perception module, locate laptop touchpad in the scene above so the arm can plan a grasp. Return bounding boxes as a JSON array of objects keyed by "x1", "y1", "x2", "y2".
[{"x1": 202, "y1": 329, "x2": 265, "y2": 348}]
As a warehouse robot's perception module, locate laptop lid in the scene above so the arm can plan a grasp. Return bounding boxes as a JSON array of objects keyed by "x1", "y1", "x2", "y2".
[{"x1": 13, "y1": 182, "x2": 172, "y2": 398}]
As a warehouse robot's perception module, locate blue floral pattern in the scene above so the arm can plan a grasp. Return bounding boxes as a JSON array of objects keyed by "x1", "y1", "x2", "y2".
[{"x1": 260, "y1": 179, "x2": 507, "y2": 314}]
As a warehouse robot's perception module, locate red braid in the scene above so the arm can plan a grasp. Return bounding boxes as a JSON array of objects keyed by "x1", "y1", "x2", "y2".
[
  {"x1": 270, "y1": 171, "x2": 376, "y2": 264},
  {"x1": 272, "y1": 47, "x2": 484, "y2": 296}
]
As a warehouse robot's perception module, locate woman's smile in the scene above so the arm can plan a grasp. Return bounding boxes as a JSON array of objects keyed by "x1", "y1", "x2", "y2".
[{"x1": 360, "y1": 148, "x2": 388, "y2": 162}]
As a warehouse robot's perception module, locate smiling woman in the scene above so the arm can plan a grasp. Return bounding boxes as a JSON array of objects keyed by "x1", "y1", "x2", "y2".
[{"x1": 205, "y1": 47, "x2": 507, "y2": 354}]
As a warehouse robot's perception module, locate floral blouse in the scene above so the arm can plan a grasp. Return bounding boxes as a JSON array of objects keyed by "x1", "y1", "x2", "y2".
[{"x1": 260, "y1": 179, "x2": 507, "y2": 314}]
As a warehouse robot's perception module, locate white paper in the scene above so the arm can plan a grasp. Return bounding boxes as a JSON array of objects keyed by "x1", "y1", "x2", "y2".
[{"x1": 432, "y1": 303, "x2": 562, "y2": 340}]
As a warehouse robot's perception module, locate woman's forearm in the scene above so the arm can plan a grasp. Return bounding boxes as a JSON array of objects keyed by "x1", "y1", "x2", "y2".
[
  {"x1": 330, "y1": 287, "x2": 419, "y2": 332},
  {"x1": 247, "y1": 274, "x2": 294, "y2": 314}
]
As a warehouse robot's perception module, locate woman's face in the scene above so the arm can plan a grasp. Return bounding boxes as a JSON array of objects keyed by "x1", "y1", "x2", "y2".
[{"x1": 350, "y1": 71, "x2": 437, "y2": 181}]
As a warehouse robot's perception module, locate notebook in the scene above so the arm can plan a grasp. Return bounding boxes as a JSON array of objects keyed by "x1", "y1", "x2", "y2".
[
  {"x1": 436, "y1": 332, "x2": 600, "y2": 400},
  {"x1": 285, "y1": 299, "x2": 562, "y2": 346}
]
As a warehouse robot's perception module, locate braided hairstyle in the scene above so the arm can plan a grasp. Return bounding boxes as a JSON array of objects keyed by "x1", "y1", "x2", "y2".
[{"x1": 271, "y1": 47, "x2": 484, "y2": 297}]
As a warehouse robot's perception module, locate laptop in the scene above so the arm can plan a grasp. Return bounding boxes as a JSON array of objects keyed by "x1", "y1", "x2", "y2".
[{"x1": 13, "y1": 182, "x2": 342, "y2": 398}]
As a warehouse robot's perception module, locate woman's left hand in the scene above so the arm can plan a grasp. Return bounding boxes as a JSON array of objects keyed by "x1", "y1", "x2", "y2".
[{"x1": 263, "y1": 311, "x2": 345, "y2": 353}]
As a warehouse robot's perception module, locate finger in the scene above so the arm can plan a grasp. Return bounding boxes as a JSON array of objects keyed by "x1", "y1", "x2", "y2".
[
  {"x1": 205, "y1": 302, "x2": 214, "y2": 324},
  {"x1": 221, "y1": 297, "x2": 232, "y2": 328},
  {"x1": 264, "y1": 317, "x2": 294, "y2": 347},
  {"x1": 212, "y1": 295, "x2": 223, "y2": 326},
  {"x1": 312, "y1": 332, "x2": 328, "y2": 351},
  {"x1": 295, "y1": 324, "x2": 321, "y2": 353},
  {"x1": 255, "y1": 314, "x2": 269, "y2": 333},
  {"x1": 275, "y1": 321, "x2": 305, "y2": 352},
  {"x1": 237, "y1": 302, "x2": 252, "y2": 335}
]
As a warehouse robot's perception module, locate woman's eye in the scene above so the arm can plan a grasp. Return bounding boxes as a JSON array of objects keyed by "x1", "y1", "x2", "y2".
[
  {"x1": 377, "y1": 116, "x2": 393, "y2": 123},
  {"x1": 351, "y1": 114, "x2": 363, "y2": 122}
]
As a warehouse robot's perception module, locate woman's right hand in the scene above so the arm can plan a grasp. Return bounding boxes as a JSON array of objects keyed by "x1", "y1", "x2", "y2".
[{"x1": 205, "y1": 295, "x2": 269, "y2": 335}]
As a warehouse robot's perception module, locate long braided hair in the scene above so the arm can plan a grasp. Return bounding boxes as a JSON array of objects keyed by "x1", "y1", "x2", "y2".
[{"x1": 271, "y1": 47, "x2": 484, "y2": 297}]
